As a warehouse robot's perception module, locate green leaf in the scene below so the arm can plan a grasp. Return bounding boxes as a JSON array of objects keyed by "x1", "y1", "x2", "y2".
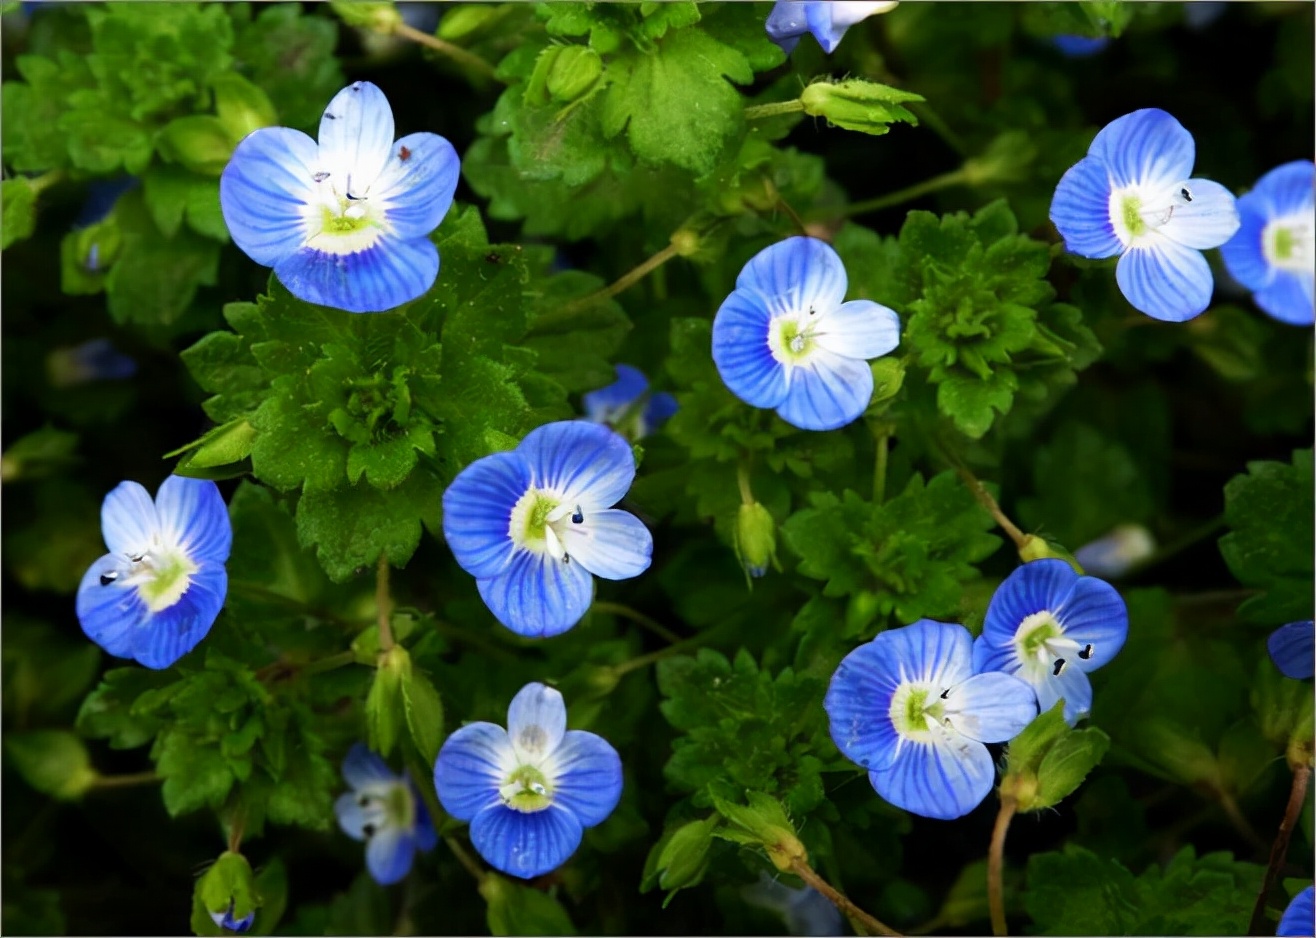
[
  {"x1": 155, "y1": 727, "x2": 238, "y2": 817},
  {"x1": 481, "y1": 873, "x2": 578, "y2": 937},
  {"x1": 104, "y1": 191, "x2": 220, "y2": 326},
  {"x1": 234, "y1": 4, "x2": 343, "y2": 131},
  {"x1": 170, "y1": 418, "x2": 257, "y2": 473},
  {"x1": 2, "y1": 177, "x2": 38, "y2": 250},
  {"x1": 75, "y1": 667, "x2": 174, "y2": 750},
  {"x1": 0, "y1": 426, "x2": 79, "y2": 482},
  {"x1": 642, "y1": 816, "x2": 718, "y2": 904},
  {"x1": 401, "y1": 665, "x2": 444, "y2": 766},
  {"x1": 156, "y1": 115, "x2": 236, "y2": 176},
  {"x1": 5, "y1": 730, "x2": 98, "y2": 800}
]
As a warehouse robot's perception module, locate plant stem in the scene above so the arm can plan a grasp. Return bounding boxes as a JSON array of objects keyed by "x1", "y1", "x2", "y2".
[
  {"x1": 788, "y1": 856, "x2": 902, "y2": 937},
  {"x1": 228, "y1": 809, "x2": 246, "y2": 854},
  {"x1": 445, "y1": 835, "x2": 488, "y2": 883},
  {"x1": 610, "y1": 627, "x2": 724, "y2": 679},
  {"x1": 736, "y1": 462, "x2": 756, "y2": 506},
  {"x1": 744, "y1": 99, "x2": 806, "y2": 121},
  {"x1": 834, "y1": 167, "x2": 969, "y2": 221},
  {"x1": 569, "y1": 242, "x2": 682, "y2": 313},
  {"x1": 988, "y1": 796, "x2": 1017, "y2": 937},
  {"x1": 91, "y1": 770, "x2": 160, "y2": 790},
  {"x1": 1248, "y1": 763, "x2": 1312, "y2": 935},
  {"x1": 872, "y1": 427, "x2": 890, "y2": 505},
  {"x1": 28, "y1": 169, "x2": 65, "y2": 195},
  {"x1": 377, "y1": 554, "x2": 395, "y2": 652},
  {"x1": 255, "y1": 649, "x2": 359, "y2": 684},
  {"x1": 592, "y1": 600, "x2": 682, "y2": 644},
  {"x1": 392, "y1": 23, "x2": 498, "y2": 80},
  {"x1": 955, "y1": 466, "x2": 1029, "y2": 551}
]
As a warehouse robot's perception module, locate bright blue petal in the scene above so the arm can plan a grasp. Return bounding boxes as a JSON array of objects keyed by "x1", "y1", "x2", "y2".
[
  {"x1": 155, "y1": 476, "x2": 232, "y2": 563},
  {"x1": 814, "y1": 300, "x2": 901, "y2": 360},
  {"x1": 335, "y1": 791, "x2": 370, "y2": 841},
  {"x1": 642, "y1": 392, "x2": 679, "y2": 432},
  {"x1": 736, "y1": 237, "x2": 849, "y2": 317},
  {"x1": 943, "y1": 671, "x2": 1037, "y2": 743},
  {"x1": 517, "y1": 421, "x2": 636, "y2": 511},
  {"x1": 434, "y1": 722, "x2": 514, "y2": 821},
  {"x1": 1089, "y1": 108, "x2": 1195, "y2": 191},
  {"x1": 373, "y1": 132, "x2": 460, "y2": 240},
  {"x1": 1054, "y1": 575, "x2": 1128, "y2": 672},
  {"x1": 559, "y1": 508, "x2": 652, "y2": 581},
  {"x1": 868, "y1": 729, "x2": 994, "y2": 820},
  {"x1": 549, "y1": 730, "x2": 623, "y2": 828},
  {"x1": 765, "y1": 1, "x2": 809, "y2": 52},
  {"x1": 219, "y1": 126, "x2": 319, "y2": 267},
  {"x1": 1052, "y1": 34, "x2": 1109, "y2": 57},
  {"x1": 972, "y1": 632, "x2": 1016, "y2": 676},
  {"x1": 889, "y1": 619, "x2": 975, "y2": 686},
  {"x1": 343, "y1": 742, "x2": 397, "y2": 789},
  {"x1": 1278, "y1": 885, "x2": 1315, "y2": 937},
  {"x1": 442, "y1": 450, "x2": 533, "y2": 579},
  {"x1": 1256, "y1": 270, "x2": 1316, "y2": 327},
  {"x1": 469, "y1": 804, "x2": 584, "y2": 880},
  {"x1": 1254, "y1": 160, "x2": 1316, "y2": 218},
  {"x1": 477, "y1": 550, "x2": 594, "y2": 638},
  {"x1": 130, "y1": 562, "x2": 227, "y2": 669},
  {"x1": 76, "y1": 555, "x2": 149, "y2": 660},
  {"x1": 1221, "y1": 197, "x2": 1276, "y2": 292},
  {"x1": 101, "y1": 481, "x2": 158, "y2": 555},
  {"x1": 1115, "y1": 238, "x2": 1213, "y2": 322},
  {"x1": 804, "y1": 2, "x2": 849, "y2": 53},
  {"x1": 979, "y1": 560, "x2": 1078, "y2": 665},
  {"x1": 776, "y1": 349, "x2": 874, "y2": 431},
  {"x1": 583, "y1": 365, "x2": 648, "y2": 422},
  {"x1": 272, "y1": 233, "x2": 439, "y2": 314},
  {"x1": 507, "y1": 683, "x2": 567, "y2": 760},
  {"x1": 366, "y1": 826, "x2": 414, "y2": 885},
  {"x1": 1160, "y1": 179, "x2": 1239, "y2": 250},
  {"x1": 1268, "y1": 621, "x2": 1315, "y2": 680},
  {"x1": 824, "y1": 639, "x2": 902, "y2": 771},
  {"x1": 318, "y1": 82, "x2": 394, "y2": 195},
  {"x1": 411, "y1": 783, "x2": 438, "y2": 853},
  {"x1": 1032, "y1": 664, "x2": 1093, "y2": 725},
  {"x1": 712, "y1": 289, "x2": 789, "y2": 409},
  {"x1": 1050, "y1": 155, "x2": 1122, "y2": 258}
]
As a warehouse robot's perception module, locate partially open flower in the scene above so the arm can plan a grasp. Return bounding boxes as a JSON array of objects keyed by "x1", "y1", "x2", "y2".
[{"x1": 334, "y1": 744, "x2": 436, "y2": 886}]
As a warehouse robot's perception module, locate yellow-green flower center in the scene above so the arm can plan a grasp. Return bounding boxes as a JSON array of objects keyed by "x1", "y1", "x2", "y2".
[
  {"x1": 1121, "y1": 195, "x2": 1146, "y2": 238},
  {"x1": 135, "y1": 548, "x2": 199, "y2": 612},
  {"x1": 1018, "y1": 616, "x2": 1061, "y2": 658},
  {"x1": 889, "y1": 683, "x2": 945, "y2": 740},
  {"x1": 500, "y1": 765, "x2": 553, "y2": 813},
  {"x1": 1273, "y1": 225, "x2": 1295, "y2": 261}
]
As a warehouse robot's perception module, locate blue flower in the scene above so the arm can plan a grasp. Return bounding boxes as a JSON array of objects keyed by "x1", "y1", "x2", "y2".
[
  {"x1": 1072, "y1": 523, "x2": 1155, "y2": 579},
  {"x1": 442, "y1": 421, "x2": 652, "y2": 638},
  {"x1": 220, "y1": 81, "x2": 459, "y2": 314},
  {"x1": 582, "y1": 364, "x2": 678, "y2": 440},
  {"x1": 1220, "y1": 161, "x2": 1315, "y2": 326},
  {"x1": 973, "y1": 559, "x2": 1128, "y2": 725},
  {"x1": 334, "y1": 744, "x2": 436, "y2": 885},
  {"x1": 1267, "y1": 621, "x2": 1314, "y2": 681},
  {"x1": 744, "y1": 874, "x2": 844, "y2": 936},
  {"x1": 76, "y1": 476, "x2": 231, "y2": 670},
  {"x1": 1278, "y1": 885, "x2": 1315, "y2": 937},
  {"x1": 824, "y1": 619, "x2": 1037, "y2": 820},
  {"x1": 208, "y1": 903, "x2": 254, "y2": 934},
  {"x1": 47, "y1": 338, "x2": 137, "y2": 388},
  {"x1": 1051, "y1": 34, "x2": 1109, "y2": 57},
  {"x1": 766, "y1": 1, "x2": 898, "y2": 55},
  {"x1": 712, "y1": 237, "x2": 901, "y2": 432},
  {"x1": 1050, "y1": 108, "x2": 1240, "y2": 322},
  {"x1": 434, "y1": 682, "x2": 622, "y2": 880}
]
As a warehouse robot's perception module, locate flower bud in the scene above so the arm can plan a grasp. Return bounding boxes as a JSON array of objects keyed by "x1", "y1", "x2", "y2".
[
  {"x1": 546, "y1": 46, "x2": 602, "y2": 103},
  {"x1": 213, "y1": 75, "x2": 278, "y2": 142},
  {"x1": 157, "y1": 116, "x2": 236, "y2": 177},
  {"x1": 655, "y1": 817, "x2": 717, "y2": 892},
  {"x1": 329, "y1": 1, "x2": 403, "y2": 34},
  {"x1": 198, "y1": 851, "x2": 257, "y2": 934},
  {"x1": 4, "y1": 730, "x2": 98, "y2": 801},
  {"x1": 736, "y1": 501, "x2": 777, "y2": 578},
  {"x1": 1018, "y1": 535, "x2": 1084, "y2": 574},
  {"x1": 799, "y1": 79, "x2": 923, "y2": 136}
]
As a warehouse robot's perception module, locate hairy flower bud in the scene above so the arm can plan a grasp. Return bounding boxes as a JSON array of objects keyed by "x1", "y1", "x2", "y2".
[
  {"x1": 799, "y1": 78, "x2": 923, "y2": 136},
  {"x1": 736, "y1": 501, "x2": 777, "y2": 578}
]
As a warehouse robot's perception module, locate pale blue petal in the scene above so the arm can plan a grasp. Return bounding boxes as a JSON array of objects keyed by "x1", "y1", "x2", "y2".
[
  {"x1": 1255, "y1": 160, "x2": 1315, "y2": 218},
  {"x1": 824, "y1": 638, "x2": 903, "y2": 771},
  {"x1": 943, "y1": 671, "x2": 1037, "y2": 743},
  {"x1": 1054, "y1": 575, "x2": 1128, "y2": 672},
  {"x1": 805, "y1": 2, "x2": 849, "y2": 53},
  {"x1": 373, "y1": 132, "x2": 461, "y2": 240},
  {"x1": 814, "y1": 300, "x2": 901, "y2": 359},
  {"x1": 642, "y1": 392, "x2": 679, "y2": 432},
  {"x1": 868, "y1": 729, "x2": 994, "y2": 820},
  {"x1": 477, "y1": 550, "x2": 594, "y2": 638},
  {"x1": 1115, "y1": 238, "x2": 1213, "y2": 322},
  {"x1": 1050, "y1": 155, "x2": 1122, "y2": 258},
  {"x1": 318, "y1": 82, "x2": 395, "y2": 196},
  {"x1": 517, "y1": 421, "x2": 635, "y2": 511},
  {"x1": 583, "y1": 365, "x2": 648, "y2": 422},
  {"x1": 776, "y1": 349, "x2": 873, "y2": 431},
  {"x1": 343, "y1": 742, "x2": 396, "y2": 789},
  {"x1": 1089, "y1": 108, "x2": 1195, "y2": 191},
  {"x1": 559, "y1": 509, "x2": 652, "y2": 581},
  {"x1": 335, "y1": 791, "x2": 370, "y2": 841},
  {"x1": 712, "y1": 289, "x2": 789, "y2": 409},
  {"x1": 101, "y1": 481, "x2": 158, "y2": 555},
  {"x1": 889, "y1": 619, "x2": 975, "y2": 687},
  {"x1": 1268, "y1": 621, "x2": 1315, "y2": 681},
  {"x1": 1031, "y1": 665, "x2": 1093, "y2": 725},
  {"x1": 736, "y1": 237, "x2": 849, "y2": 317},
  {"x1": 434, "y1": 722, "x2": 514, "y2": 821},
  {"x1": 1278, "y1": 885, "x2": 1315, "y2": 937},
  {"x1": 154, "y1": 476, "x2": 232, "y2": 563},
  {"x1": 272, "y1": 233, "x2": 439, "y2": 314},
  {"x1": 76, "y1": 555, "x2": 149, "y2": 660},
  {"x1": 442, "y1": 450, "x2": 533, "y2": 579},
  {"x1": 549, "y1": 730, "x2": 623, "y2": 828},
  {"x1": 469, "y1": 803, "x2": 584, "y2": 880},
  {"x1": 1221, "y1": 197, "x2": 1276, "y2": 292},
  {"x1": 219, "y1": 126, "x2": 319, "y2": 267},
  {"x1": 130, "y1": 563, "x2": 227, "y2": 669},
  {"x1": 1160, "y1": 179, "x2": 1239, "y2": 250},
  {"x1": 1256, "y1": 270, "x2": 1316, "y2": 327},
  {"x1": 507, "y1": 683, "x2": 567, "y2": 760},
  {"x1": 366, "y1": 826, "x2": 414, "y2": 885}
]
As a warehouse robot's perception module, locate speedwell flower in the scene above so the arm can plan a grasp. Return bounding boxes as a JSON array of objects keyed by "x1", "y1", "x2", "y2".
[
  {"x1": 973, "y1": 559, "x2": 1128, "y2": 725},
  {"x1": 1267, "y1": 620, "x2": 1314, "y2": 681},
  {"x1": 766, "y1": 1, "x2": 898, "y2": 55},
  {"x1": 76, "y1": 476, "x2": 231, "y2": 669},
  {"x1": 1279, "y1": 885, "x2": 1315, "y2": 937},
  {"x1": 1050, "y1": 108, "x2": 1240, "y2": 322},
  {"x1": 712, "y1": 236, "x2": 901, "y2": 432},
  {"x1": 334, "y1": 744, "x2": 436, "y2": 885},
  {"x1": 434, "y1": 682, "x2": 622, "y2": 880},
  {"x1": 1220, "y1": 160, "x2": 1315, "y2": 326},
  {"x1": 1072, "y1": 523, "x2": 1155, "y2": 579},
  {"x1": 208, "y1": 904, "x2": 254, "y2": 934},
  {"x1": 442, "y1": 421, "x2": 652, "y2": 638},
  {"x1": 825, "y1": 619, "x2": 1037, "y2": 820},
  {"x1": 220, "y1": 81, "x2": 459, "y2": 313},
  {"x1": 583, "y1": 364, "x2": 678, "y2": 440}
]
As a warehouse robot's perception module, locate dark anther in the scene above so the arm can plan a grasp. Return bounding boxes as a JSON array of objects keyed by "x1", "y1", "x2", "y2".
[
  {"x1": 808, "y1": 305, "x2": 816, "y2": 316},
  {"x1": 129, "y1": 553, "x2": 144, "y2": 563},
  {"x1": 358, "y1": 795, "x2": 370, "y2": 807},
  {"x1": 1180, "y1": 187, "x2": 1193, "y2": 202},
  {"x1": 939, "y1": 688, "x2": 950, "y2": 700},
  {"x1": 1052, "y1": 658, "x2": 1066, "y2": 676},
  {"x1": 571, "y1": 506, "x2": 584, "y2": 524},
  {"x1": 362, "y1": 823, "x2": 376, "y2": 838},
  {"x1": 313, "y1": 171, "x2": 330, "y2": 183},
  {"x1": 100, "y1": 572, "x2": 118, "y2": 586},
  {"x1": 324, "y1": 112, "x2": 337, "y2": 120},
  {"x1": 1078, "y1": 644, "x2": 1094, "y2": 660},
  {"x1": 346, "y1": 192, "x2": 362, "y2": 201},
  {"x1": 563, "y1": 554, "x2": 571, "y2": 565}
]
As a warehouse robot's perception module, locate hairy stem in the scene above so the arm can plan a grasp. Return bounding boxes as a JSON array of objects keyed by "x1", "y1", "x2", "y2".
[
  {"x1": 610, "y1": 626, "x2": 728, "y2": 679},
  {"x1": 744, "y1": 99, "x2": 807, "y2": 121},
  {"x1": 393, "y1": 23, "x2": 498, "y2": 80},
  {"x1": 91, "y1": 770, "x2": 160, "y2": 790},
  {"x1": 988, "y1": 796, "x2": 1017, "y2": 937},
  {"x1": 377, "y1": 554, "x2": 395, "y2": 652},
  {"x1": 592, "y1": 600, "x2": 682, "y2": 644},
  {"x1": 789, "y1": 856, "x2": 902, "y2": 937},
  {"x1": 872, "y1": 427, "x2": 890, "y2": 505},
  {"x1": 956, "y1": 466, "x2": 1028, "y2": 550},
  {"x1": 1248, "y1": 762, "x2": 1312, "y2": 935},
  {"x1": 833, "y1": 167, "x2": 969, "y2": 221}
]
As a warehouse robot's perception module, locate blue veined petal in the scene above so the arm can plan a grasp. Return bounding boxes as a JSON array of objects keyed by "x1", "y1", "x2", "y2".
[
  {"x1": 411, "y1": 786, "x2": 438, "y2": 853},
  {"x1": 273, "y1": 231, "x2": 439, "y2": 314},
  {"x1": 130, "y1": 562, "x2": 227, "y2": 669},
  {"x1": 1254, "y1": 160, "x2": 1316, "y2": 218},
  {"x1": 1054, "y1": 575, "x2": 1128, "y2": 672},
  {"x1": 434, "y1": 722, "x2": 515, "y2": 821},
  {"x1": 76, "y1": 555, "x2": 150, "y2": 660},
  {"x1": 583, "y1": 365, "x2": 648, "y2": 422},
  {"x1": 220, "y1": 126, "x2": 319, "y2": 267},
  {"x1": 1050, "y1": 155, "x2": 1122, "y2": 258},
  {"x1": 366, "y1": 825, "x2": 415, "y2": 885},
  {"x1": 892, "y1": 619, "x2": 974, "y2": 686},
  {"x1": 712, "y1": 290, "x2": 789, "y2": 409},
  {"x1": 1115, "y1": 238, "x2": 1213, "y2": 322},
  {"x1": 824, "y1": 639, "x2": 902, "y2": 771},
  {"x1": 469, "y1": 803, "x2": 584, "y2": 880},
  {"x1": 317, "y1": 82, "x2": 395, "y2": 197},
  {"x1": 642, "y1": 392, "x2": 679, "y2": 433},
  {"x1": 335, "y1": 792, "x2": 371, "y2": 840},
  {"x1": 1256, "y1": 270, "x2": 1316, "y2": 327},
  {"x1": 1278, "y1": 885, "x2": 1315, "y2": 937},
  {"x1": 868, "y1": 728, "x2": 994, "y2": 820},
  {"x1": 442, "y1": 450, "x2": 533, "y2": 579},
  {"x1": 805, "y1": 2, "x2": 849, "y2": 53},
  {"x1": 517, "y1": 421, "x2": 635, "y2": 511},
  {"x1": 1268, "y1": 621, "x2": 1315, "y2": 681},
  {"x1": 1088, "y1": 109, "x2": 1195, "y2": 191},
  {"x1": 776, "y1": 349, "x2": 873, "y2": 431},
  {"x1": 343, "y1": 742, "x2": 397, "y2": 789},
  {"x1": 1031, "y1": 663, "x2": 1093, "y2": 725},
  {"x1": 972, "y1": 632, "x2": 1018, "y2": 677},
  {"x1": 1221, "y1": 199, "x2": 1275, "y2": 292},
  {"x1": 765, "y1": 1, "x2": 808, "y2": 53},
  {"x1": 559, "y1": 509, "x2": 652, "y2": 581},
  {"x1": 373, "y1": 132, "x2": 461, "y2": 240},
  {"x1": 507, "y1": 683, "x2": 567, "y2": 761},
  {"x1": 981, "y1": 560, "x2": 1078, "y2": 648},
  {"x1": 476, "y1": 550, "x2": 594, "y2": 638},
  {"x1": 154, "y1": 476, "x2": 232, "y2": 563},
  {"x1": 101, "y1": 481, "x2": 158, "y2": 555},
  {"x1": 736, "y1": 237, "x2": 849, "y2": 317},
  {"x1": 943, "y1": 671, "x2": 1037, "y2": 743},
  {"x1": 814, "y1": 300, "x2": 901, "y2": 360},
  {"x1": 1159, "y1": 179, "x2": 1239, "y2": 250},
  {"x1": 548, "y1": 730, "x2": 623, "y2": 828}
]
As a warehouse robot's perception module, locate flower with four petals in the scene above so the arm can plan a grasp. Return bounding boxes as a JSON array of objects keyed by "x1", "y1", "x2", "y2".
[
  {"x1": 334, "y1": 744, "x2": 437, "y2": 885},
  {"x1": 1220, "y1": 160, "x2": 1315, "y2": 326}
]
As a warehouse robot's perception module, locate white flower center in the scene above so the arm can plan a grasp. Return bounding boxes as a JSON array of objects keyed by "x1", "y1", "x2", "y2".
[
  {"x1": 301, "y1": 170, "x2": 389, "y2": 256},
  {"x1": 1262, "y1": 212, "x2": 1315, "y2": 274},
  {"x1": 354, "y1": 780, "x2": 415, "y2": 838},
  {"x1": 888, "y1": 681, "x2": 947, "y2": 743},
  {"x1": 766, "y1": 306, "x2": 827, "y2": 368},
  {"x1": 1012, "y1": 610, "x2": 1089, "y2": 683},
  {"x1": 104, "y1": 542, "x2": 199, "y2": 613},
  {"x1": 507, "y1": 488, "x2": 583, "y2": 563},
  {"x1": 1109, "y1": 181, "x2": 1195, "y2": 247}
]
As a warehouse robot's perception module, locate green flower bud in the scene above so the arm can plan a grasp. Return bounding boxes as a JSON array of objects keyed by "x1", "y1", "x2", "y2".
[
  {"x1": 330, "y1": 1, "x2": 403, "y2": 34},
  {"x1": 670, "y1": 227, "x2": 702, "y2": 257},
  {"x1": 197, "y1": 851, "x2": 258, "y2": 932},
  {"x1": 157, "y1": 116, "x2": 235, "y2": 177},
  {"x1": 1018, "y1": 535, "x2": 1084, "y2": 574},
  {"x1": 213, "y1": 75, "x2": 278, "y2": 142},
  {"x1": 1001, "y1": 701, "x2": 1109, "y2": 812},
  {"x1": 799, "y1": 78, "x2": 924, "y2": 136},
  {"x1": 365, "y1": 644, "x2": 412, "y2": 755},
  {"x1": 4, "y1": 730, "x2": 98, "y2": 801},
  {"x1": 655, "y1": 817, "x2": 717, "y2": 892},
  {"x1": 546, "y1": 46, "x2": 602, "y2": 103},
  {"x1": 735, "y1": 501, "x2": 777, "y2": 578}
]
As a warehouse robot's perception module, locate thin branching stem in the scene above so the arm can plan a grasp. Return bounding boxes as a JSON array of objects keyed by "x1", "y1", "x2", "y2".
[
  {"x1": 393, "y1": 23, "x2": 498, "y2": 81},
  {"x1": 377, "y1": 554, "x2": 395, "y2": 652},
  {"x1": 1248, "y1": 762, "x2": 1312, "y2": 935},
  {"x1": 988, "y1": 796, "x2": 1017, "y2": 936},
  {"x1": 789, "y1": 856, "x2": 902, "y2": 937},
  {"x1": 592, "y1": 600, "x2": 682, "y2": 644}
]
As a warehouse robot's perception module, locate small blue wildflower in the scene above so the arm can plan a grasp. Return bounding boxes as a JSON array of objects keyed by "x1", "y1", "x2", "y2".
[
  {"x1": 744, "y1": 873, "x2": 844, "y2": 936},
  {"x1": 434, "y1": 682, "x2": 622, "y2": 880},
  {"x1": 208, "y1": 903, "x2": 254, "y2": 934},
  {"x1": 1184, "y1": 2, "x2": 1228, "y2": 30},
  {"x1": 712, "y1": 236, "x2": 901, "y2": 432},
  {"x1": 583, "y1": 364, "x2": 678, "y2": 440},
  {"x1": 766, "y1": 1, "x2": 898, "y2": 55},
  {"x1": 47, "y1": 338, "x2": 137, "y2": 388},
  {"x1": 825, "y1": 619, "x2": 1037, "y2": 820},
  {"x1": 1279, "y1": 885, "x2": 1315, "y2": 937},
  {"x1": 1072, "y1": 523, "x2": 1155, "y2": 579},
  {"x1": 442, "y1": 421, "x2": 652, "y2": 638},
  {"x1": 1050, "y1": 108, "x2": 1240, "y2": 322},
  {"x1": 1267, "y1": 621, "x2": 1314, "y2": 681},
  {"x1": 75, "y1": 177, "x2": 138, "y2": 228},
  {"x1": 1220, "y1": 161, "x2": 1315, "y2": 326},
  {"x1": 76, "y1": 476, "x2": 231, "y2": 669},
  {"x1": 1051, "y1": 34, "x2": 1109, "y2": 57},
  {"x1": 220, "y1": 81, "x2": 459, "y2": 313},
  {"x1": 334, "y1": 744, "x2": 436, "y2": 885},
  {"x1": 973, "y1": 559, "x2": 1128, "y2": 725}
]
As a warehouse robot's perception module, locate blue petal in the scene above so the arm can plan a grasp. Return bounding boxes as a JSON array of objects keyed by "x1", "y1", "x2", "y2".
[
  {"x1": 776, "y1": 349, "x2": 874, "y2": 431},
  {"x1": 887, "y1": 619, "x2": 975, "y2": 686},
  {"x1": 101, "y1": 481, "x2": 158, "y2": 555},
  {"x1": 130, "y1": 563, "x2": 228, "y2": 669},
  {"x1": 442, "y1": 450, "x2": 533, "y2": 579},
  {"x1": 944, "y1": 671, "x2": 1037, "y2": 743},
  {"x1": 1268, "y1": 621, "x2": 1315, "y2": 681},
  {"x1": 1050, "y1": 155, "x2": 1122, "y2": 258},
  {"x1": 824, "y1": 639, "x2": 903, "y2": 771},
  {"x1": 712, "y1": 289, "x2": 789, "y2": 409},
  {"x1": 1115, "y1": 239, "x2": 1213, "y2": 322},
  {"x1": 1054, "y1": 575, "x2": 1128, "y2": 672},
  {"x1": 805, "y1": 2, "x2": 849, "y2": 53},
  {"x1": 979, "y1": 560, "x2": 1078, "y2": 666},
  {"x1": 583, "y1": 365, "x2": 649, "y2": 422},
  {"x1": 1256, "y1": 270, "x2": 1316, "y2": 328},
  {"x1": 412, "y1": 790, "x2": 438, "y2": 853},
  {"x1": 1253, "y1": 160, "x2": 1316, "y2": 218},
  {"x1": 373, "y1": 132, "x2": 461, "y2": 240},
  {"x1": 765, "y1": 1, "x2": 809, "y2": 52},
  {"x1": 155, "y1": 476, "x2": 232, "y2": 563},
  {"x1": 343, "y1": 742, "x2": 397, "y2": 789},
  {"x1": 559, "y1": 508, "x2": 652, "y2": 581},
  {"x1": 1073, "y1": 525, "x2": 1155, "y2": 579},
  {"x1": 335, "y1": 791, "x2": 370, "y2": 841},
  {"x1": 318, "y1": 82, "x2": 395, "y2": 194},
  {"x1": 517, "y1": 421, "x2": 636, "y2": 511},
  {"x1": 477, "y1": 550, "x2": 594, "y2": 638},
  {"x1": 814, "y1": 300, "x2": 901, "y2": 360},
  {"x1": 1221, "y1": 197, "x2": 1275, "y2": 292},
  {"x1": 366, "y1": 826, "x2": 415, "y2": 885},
  {"x1": 1160, "y1": 179, "x2": 1239, "y2": 250},
  {"x1": 1032, "y1": 664, "x2": 1093, "y2": 725},
  {"x1": 642, "y1": 392, "x2": 679, "y2": 433},
  {"x1": 1278, "y1": 885, "x2": 1315, "y2": 937},
  {"x1": 76, "y1": 555, "x2": 150, "y2": 660},
  {"x1": 219, "y1": 126, "x2": 319, "y2": 267},
  {"x1": 868, "y1": 730, "x2": 994, "y2": 820},
  {"x1": 507, "y1": 683, "x2": 567, "y2": 760},
  {"x1": 272, "y1": 233, "x2": 439, "y2": 314},
  {"x1": 548, "y1": 730, "x2": 622, "y2": 828},
  {"x1": 736, "y1": 237, "x2": 849, "y2": 316},
  {"x1": 1052, "y1": 34, "x2": 1109, "y2": 57},
  {"x1": 434, "y1": 722, "x2": 514, "y2": 821},
  {"x1": 1088, "y1": 108, "x2": 1195, "y2": 191},
  {"x1": 469, "y1": 804, "x2": 584, "y2": 880}
]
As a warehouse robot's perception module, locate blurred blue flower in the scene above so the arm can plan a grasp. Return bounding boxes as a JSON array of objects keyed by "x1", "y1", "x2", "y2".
[
  {"x1": 974, "y1": 559, "x2": 1128, "y2": 725},
  {"x1": 1279, "y1": 885, "x2": 1315, "y2": 937},
  {"x1": 1050, "y1": 108, "x2": 1240, "y2": 322},
  {"x1": 766, "y1": 1, "x2": 898, "y2": 55},
  {"x1": 208, "y1": 902, "x2": 254, "y2": 934},
  {"x1": 583, "y1": 364, "x2": 678, "y2": 440},
  {"x1": 75, "y1": 177, "x2": 138, "y2": 229},
  {"x1": 442, "y1": 421, "x2": 652, "y2": 638},
  {"x1": 1073, "y1": 523, "x2": 1155, "y2": 579},
  {"x1": 712, "y1": 236, "x2": 901, "y2": 431},
  {"x1": 824, "y1": 619, "x2": 1037, "y2": 820},
  {"x1": 1184, "y1": 2, "x2": 1227, "y2": 31},
  {"x1": 1051, "y1": 34, "x2": 1109, "y2": 57},
  {"x1": 743, "y1": 874, "x2": 844, "y2": 936},
  {"x1": 1220, "y1": 161, "x2": 1315, "y2": 326},
  {"x1": 76, "y1": 476, "x2": 231, "y2": 669},
  {"x1": 335, "y1": 744, "x2": 436, "y2": 885},
  {"x1": 434, "y1": 682, "x2": 622, "y2": 880},
  {"x1": 47, "y1": 338, "x2": 137, "y2": 388},
  {"x1": 1267, "y1": 621, "x2": 1314, "y2": 681},
  {"x1": 220, "y1": 81, "x2": 459, "y2": 313}
]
